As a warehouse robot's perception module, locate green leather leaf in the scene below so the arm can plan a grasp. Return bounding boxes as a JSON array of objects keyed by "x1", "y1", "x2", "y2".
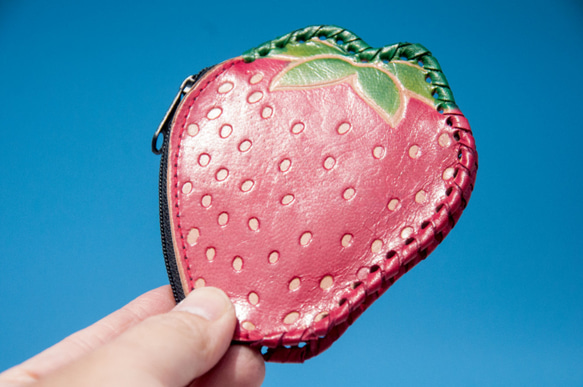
[
  {"x1": 384, "y1": 62, "x2": 432, "y2": 100},
  {"x1": 270, "y1": 40, "x2": 345, "y2": 58},
  {"x1": 275, "y1": 58, "x2": 356, "y2": 88},
  {"x1": 356, "y1": 67, "x2": 400, "y2": 117}
]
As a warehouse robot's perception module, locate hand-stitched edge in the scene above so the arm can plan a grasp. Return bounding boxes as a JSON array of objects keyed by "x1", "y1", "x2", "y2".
[
  {"x1": 249, "y1": 109, "x2": 478, "y2": 363},
  {"x1": 242, "y1": 25, "x2": 458, "y2": 113},
  {"x1": 168, "y1": 47, "x2": 478, "y2": 363},
  {"x1": 170, "y1": 60, "x2": 241, "y2": 298}
]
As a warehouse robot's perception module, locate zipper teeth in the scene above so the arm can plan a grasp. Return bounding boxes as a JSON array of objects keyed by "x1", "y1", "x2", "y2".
[
  {"x1": 157, "y1": 65, "x2": 215, "y2": 304},
  {"x1": 158, "y1": 130, "x2": 185, "y2": 303}
]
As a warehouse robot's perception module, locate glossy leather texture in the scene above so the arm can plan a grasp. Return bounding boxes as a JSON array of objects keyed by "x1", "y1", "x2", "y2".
[{"x1": 160, "y1": 25, "x2": 478, "y2": 363}]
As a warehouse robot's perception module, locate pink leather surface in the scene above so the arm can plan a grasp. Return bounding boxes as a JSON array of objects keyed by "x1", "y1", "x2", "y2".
[{"x1": 166, "y1": 57, "x2": 477, "y2": 362}]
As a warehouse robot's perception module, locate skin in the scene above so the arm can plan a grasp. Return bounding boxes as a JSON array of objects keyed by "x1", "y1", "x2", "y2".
[{"x1": 0, "y1": 286, "x2": 266, "y2": 387}]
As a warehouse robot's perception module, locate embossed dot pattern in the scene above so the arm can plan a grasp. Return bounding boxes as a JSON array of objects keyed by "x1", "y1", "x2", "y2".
[
  {"x1": 248, "y1": 217, "x2": 259, "y2": 231},
  {"x1": 201, "y1": 194, "x2": 212, "y2": 208},
  {"x1": 232, "y1": 256, "x2": 243, "y2": 271},
  {"x1": 249, "y1": 73, "x2": 263, "y2": 84},
  {"x1": 341, "y1": 234, "x2": 353, "y2": 247},
  {"x1": 300, "y1": 232, "x2": 312, "y2": 246},
  {"x1": 187, "y1": 123, "x2": 199, "y2": 136},
  {"x1": 239, "y1": 140, "x2": 252, "y2": 152},
  {"x1": 320, "y1": 275, "x2": 334, "y2": 290},
  {"x1": 218, "y1": 82, "x2": 234, "y2": 94},
  {"x1": 261, "y1": 106, "x2": 273, "y2": 118},
  {"x1": 323, "y1": 156, "x2": 336, "y2": 170},
  {"x1": 281, "y1": 194, "x2": 294, "y2": 205},
  {"x1": 248, "y1": 292, "x2": 259, "y2": 305},
  {"x1": 182, "y1": 182, "x2": 193, "y2": 194},
  {"x1": 167, "y1": 57, "x2": 473, "y2": 344},
  {"x1": 187, "y1": 228, "x2": 200, "y2": 246},
  {"x1": 218, "y1": 212, "x2": 229, "y2": 226},
  {"x1": 268, "y1": 251, "x2": 279, "y2": 264},
  {"x1": 279, "y1": 159, "x2": 291, "y2": 172},
  {"x1": 198, "y1": 153, "x2": 211, "y2": 167},
  {"x1": 373, "y1": 146, "x2": 385, "y2": 159},
  {"x1": 207, "y1": 107, "x2": 222, "y2": 120},
  {"x1": 241, "y1": 180, "x2": 254, "y2": 192},
  {"x1": 215, "y1": 168, "x2": 229, "y2": 181},
  {"x1": 194, "y1": 278, "x2": 206, "y2": 288},
  {"x1": 289, "y1": 277, "x2": 301, "y2": 290},
  {"x1": 220, "y1": 124, "x2": 233, "y2": 138},
  {"x1": 291, "y1": 122, "x2": 305, "y2": 134},
  {"x1": 343, "y1": 188, "x2": 356, "y2": 200}
]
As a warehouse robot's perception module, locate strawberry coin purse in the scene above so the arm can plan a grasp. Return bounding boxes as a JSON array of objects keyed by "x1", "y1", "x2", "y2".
[{"x1": 152, "y1": 25, "x2": 477, "y2": 363}]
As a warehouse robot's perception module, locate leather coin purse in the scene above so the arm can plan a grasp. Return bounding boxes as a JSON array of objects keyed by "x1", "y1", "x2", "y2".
[{"x1": 152, "y1": 25, "x2": 477, "y2": 363}]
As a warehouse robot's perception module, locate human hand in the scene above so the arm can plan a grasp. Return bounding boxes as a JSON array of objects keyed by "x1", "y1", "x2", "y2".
[{"x1": 0, "y1": 286, "x2": 265, "y2": 387}]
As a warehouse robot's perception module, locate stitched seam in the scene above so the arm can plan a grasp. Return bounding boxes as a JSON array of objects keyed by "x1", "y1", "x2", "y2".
[
  {"x1": 260, "y1": 110, "x2": 478, "y2": 362},
  {"x1": 172, "y1": 60, "x2": 240, "y2": 290}
]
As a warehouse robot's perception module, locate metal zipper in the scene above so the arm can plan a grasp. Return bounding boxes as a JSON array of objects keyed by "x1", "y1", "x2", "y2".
[{"x1": 152, "y1": 66, "x2": 214, "y2": 303}]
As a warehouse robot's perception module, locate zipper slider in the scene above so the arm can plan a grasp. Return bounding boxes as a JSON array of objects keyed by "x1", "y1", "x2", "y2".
[{"x1": 151, "y1": 75, "x2": 198, "y2": 155}]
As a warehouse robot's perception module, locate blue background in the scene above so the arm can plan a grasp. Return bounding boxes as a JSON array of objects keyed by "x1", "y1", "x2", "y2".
[{"x1": 1, "y1": 0, "x2": 582, "y2": 385}]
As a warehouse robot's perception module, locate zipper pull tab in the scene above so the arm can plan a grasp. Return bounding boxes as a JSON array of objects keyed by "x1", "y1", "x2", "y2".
[{"x1": 151, "y1": 75, "x2": 198, "y2": 155}]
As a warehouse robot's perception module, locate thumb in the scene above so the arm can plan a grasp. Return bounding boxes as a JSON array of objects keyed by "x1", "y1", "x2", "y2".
[{"x1": 36, "y1": 287, "x2": 237, "y2": 387}]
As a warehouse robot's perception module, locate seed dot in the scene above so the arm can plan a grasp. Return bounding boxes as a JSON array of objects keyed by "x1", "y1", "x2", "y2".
[
  {"x1": 182, "y1": 182, "x2": 193, "y2": 194},
  {"x1": 337, "y1": 122, "x2": 351, "y2": 134},
  {"x1": 438, "y1": 133, "x2": 452, "y2": 147},
  {"x1": 248, "y1": 292, "x2": 259, "y2": 305},
  {"x1": 279, "y1": 158, "x2": 291, "y2": 172},
  {"x1": 268, "y1": 251, "x2": 280, "y2": 264},
  {"x1": 218, "y1": 82, "x2": 234, "y2": 94},
  {"x1": 442, "y1": 167, "x2": 455, "y2": 180},
  {"x1": 215, "y1": 168, "x2": 229, "y2": 181},
  {"x1": 261, "y1": 106, "x2": 273, "y2": 118},
  {"x1": 207, "y1": 107, "x2": 222, "y2": 120},
  {"x1": 241, "y1": 321, "x2": 256, "y2": 330},
  {"x1": 415, "y1": 190, "x2": 427, "y2": 204},
  {"x1": 187, "y1": 123, "x2": 199, "y2": 136},
  {"x1": 341, "y1": 233, "x2": 353, "y2": 247},
  {"x1": 187, "y1": 228, "x2": 200, "y2": 245},
  {"x1": 300, "y1": 232, "x2": 312, "y2": 246},
  {"x1": 219, "y1": 124, "x2": 233, "y2": 138},
  {"x1": 194, "y1": 278, "x2": 206, "y2": 288},
  {"x1": 238, "y1": 140, "x2": 252, "y2": 152},
  {"x1": 198, "y1": 153, "x2": 211, "y2": 167},
  {"x1": 343, "y1": 188, "x2": 356, "y2": 200},
  {"x1": 201, "y1": 194, "x2": 212, "y2": 208},
  {"x1": 283, "y1": 311, "x2": 299, "y2": 324},
  {"x1": 289, "y1": 277, "x2": 301, "y2": 291},
  {"x1": 248, "y1": 217, "x2": 259, "y2": 231},
  {"x1": 281, "y1": 194, "x2": 294, "y2": 205},
  {"x1": 247, "y1": 91, "x2": 263, "y2": 104},
  {"x1": 314, "y1": 312, "x2": 329, "y2": 322},
  {"x1": 323, "y1": 156, "x2": 336, "y2": 170},
  {"x1": 373, "y1": 146, "x2": 385, "y2": 159},
  {"x1": 206, "y1": 247, "x2": 216, "y2": 261},
  {"x1": 218, "y1": 212, "x2": 229, "y2": 226},
  {"x1": 409, "y1": 145, "x2": 420, "y2": 159},
  {"x1": 371, "y1": 239, "x2": 383, "y2": 253},
  {"x1": 250, "y1": 73, "x2": 264, "y2": 84},
  {"x1": 401, "y1": 226, "x2": 414, "y2": 239},
  {"x1": 320, "y1": 275, "x2": 334, "y2": 290},
  {"x1": 232, "y1": 256, "x2": 243, "y2": 271},
  {"x1": 387, "y1": 198, "x2": 399, "y2": 211},
  {"x1": 241, "y1": 180, "x2": 254, "y2": 192},
  {"x1": 291, "y1": 122, "x2": 305, "y2": 134}
]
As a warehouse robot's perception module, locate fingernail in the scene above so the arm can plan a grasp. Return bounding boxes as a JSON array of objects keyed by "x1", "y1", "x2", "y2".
[{"x1": 175, "y1": 287, "x2": 231, "y2": 321}]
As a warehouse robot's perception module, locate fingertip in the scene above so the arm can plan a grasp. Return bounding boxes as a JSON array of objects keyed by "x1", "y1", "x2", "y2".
[{"x1": 175, "y1": 287, "x2": 235, "y2": 322}]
